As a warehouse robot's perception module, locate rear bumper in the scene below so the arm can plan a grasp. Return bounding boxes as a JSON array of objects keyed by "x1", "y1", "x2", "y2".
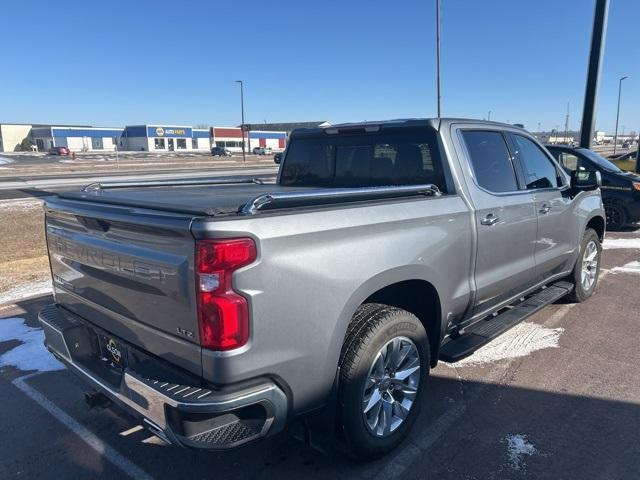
[{"x1": 38, "y1": 304, "x2": 288, "y2": 450}]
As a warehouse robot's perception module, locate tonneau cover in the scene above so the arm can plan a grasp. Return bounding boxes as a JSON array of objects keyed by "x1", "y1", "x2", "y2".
[{"x1": 59, "y1": 183, "x2": 310, "y2": 216}]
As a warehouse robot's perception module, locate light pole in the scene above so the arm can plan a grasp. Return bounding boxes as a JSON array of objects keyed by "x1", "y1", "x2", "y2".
[
  {"x1": 580, "y1": 0, "x2": 609, "y2": 148},
  {"x1": 488, "y1": 110, "x2": 492, "y2": 121},
  {"x1": 235, "y1": 80, "x2": 246, "y2": 163},
  {"x1": 435, "y1": 0, "x2": 442, "y2": 118},
  {"x1": 613, "y1": 75, "x2": 628, "y2": 155}
]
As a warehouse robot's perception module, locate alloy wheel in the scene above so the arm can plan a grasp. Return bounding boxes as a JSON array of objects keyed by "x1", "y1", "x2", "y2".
[
  {"x1": 362, "y1": 336, "x2": 421, "y2": 437},
  {"x1": 581, "y1": 240, "x2": 599, "y2": 291}
]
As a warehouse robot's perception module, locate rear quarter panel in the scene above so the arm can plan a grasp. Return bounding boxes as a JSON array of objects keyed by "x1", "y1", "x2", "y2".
[{"x1": 192, "y1": 195, "x2": 474, "y2": 414}]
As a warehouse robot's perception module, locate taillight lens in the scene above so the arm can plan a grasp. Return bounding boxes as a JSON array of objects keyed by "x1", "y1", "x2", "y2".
[{"x1": 196, "y1": 238, "x2": 256, "y2": 350}]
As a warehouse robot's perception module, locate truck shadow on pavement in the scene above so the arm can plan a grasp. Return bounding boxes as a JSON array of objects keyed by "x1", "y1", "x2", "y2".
[{"x1": 2, "y1": 296, "x2": 639, "y2": 480}]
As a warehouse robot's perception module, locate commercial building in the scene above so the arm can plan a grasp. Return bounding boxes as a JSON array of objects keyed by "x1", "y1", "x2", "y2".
[
  {"x1": 212, "y1": 127, "x2": 287, "y2": 153},
  {"x1": 124, "y1": 125, "x2": 210, "y2": 151},
  {"x1": 31, "y1": 126, "x2": 125, "y2": 152},
  {"x1": 243, "y1": 121, "x2": 330, "y2": 134},
  {"x1": 1, "y1": 122, "x2": 291, "y2": 153},
  {"x1": 28, "y1": 124, "x2": 211, "y2": 152},
  {"x1": 0, "y1": 124, "x2": 36, "y2": 152}
]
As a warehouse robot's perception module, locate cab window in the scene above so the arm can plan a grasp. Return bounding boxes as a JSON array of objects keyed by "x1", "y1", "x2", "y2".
[
  {"x1": 511, "y1": 134, "x2": 562, "y2": 189},
  {"x1": 281, "y1": 129, "x2": 447, "y2": 191},
  {"x1": 461, "y1": 130, "x2": 519, "y2": 193}
]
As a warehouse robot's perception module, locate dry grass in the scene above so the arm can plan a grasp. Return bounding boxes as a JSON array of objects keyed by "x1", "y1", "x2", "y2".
[{"x1": 0, "y1": 201, "x2": 49, "y2": 292}]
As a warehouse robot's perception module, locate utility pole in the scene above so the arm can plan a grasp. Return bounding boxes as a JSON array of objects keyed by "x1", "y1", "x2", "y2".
[
  {"x1": 488, "y1": 110, "x2": 491, "y2": 121},
  {"x1": 564, "y1": 102, "x2": 570, "y2": 144},
  {"x1": 613, "y1": 75, "x2": 628, "y2": 155},
  {"x1": 235, "y1": 80, "x2": 246, "y2": 164},
  {"x1": 579, "y1": 0, "x2": 609, "y2": 148},
  {"x1": 115, "y1": 138, "x2": 119, "y2": 170},
  {"x1": 435, "y1": 0, "x2": 442, "y2": 118}
]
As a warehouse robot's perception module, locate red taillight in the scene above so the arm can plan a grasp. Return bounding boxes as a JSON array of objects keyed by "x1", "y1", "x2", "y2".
[{"x1": 196, "y1": 238, "x2": 256, "y2": 350}]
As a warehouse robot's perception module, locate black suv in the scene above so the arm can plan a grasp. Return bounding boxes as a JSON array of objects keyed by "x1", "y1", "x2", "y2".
[{"x1": 547, "y1": 145, "x2": 640, "y2": 229}]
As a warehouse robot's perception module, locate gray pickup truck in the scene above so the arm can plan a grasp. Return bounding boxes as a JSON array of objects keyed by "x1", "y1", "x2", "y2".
[{"x1": 40, "y1": 118, "x2": 605, "y2": 459}]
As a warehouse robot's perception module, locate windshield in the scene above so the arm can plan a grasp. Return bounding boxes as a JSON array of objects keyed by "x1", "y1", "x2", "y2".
[{"x1": 578, "y1": 148, "x2": 622, "y2": 173}]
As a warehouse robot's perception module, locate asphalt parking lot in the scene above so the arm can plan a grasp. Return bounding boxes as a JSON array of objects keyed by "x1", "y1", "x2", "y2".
[{"x1": 1, "y1": 229, "x2": 639, "y2": 480}]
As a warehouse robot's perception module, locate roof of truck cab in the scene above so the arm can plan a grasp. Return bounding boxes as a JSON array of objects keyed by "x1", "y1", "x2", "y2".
[{"x1": 289, "y1": 118, "x2": 524, "y2": 136}]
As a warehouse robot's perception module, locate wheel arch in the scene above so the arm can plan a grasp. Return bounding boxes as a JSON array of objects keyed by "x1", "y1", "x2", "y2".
[
  {"x1": 586, "y1": 214, "x2": 605, "y2": 241},
  {"x1": 332, "y1": 266, "x2": 446, "y2": 373},
  {"x1": 364, "y1": 280, "x2": 442, "y2": 367}
]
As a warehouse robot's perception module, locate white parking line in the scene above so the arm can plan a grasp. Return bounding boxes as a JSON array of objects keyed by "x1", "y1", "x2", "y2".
[
  {"x1": 12, "y1": 373, "x2": 153, "y2": 480},
  {"x1": 119, "y1": 425, "x2": 144, "y2": 437},
  {"x1": 602, "y1": 238, "x2": 640, "y2": 250},
  {"x1": 611, "y1": 261, "x2": 640, "y2": 275}
]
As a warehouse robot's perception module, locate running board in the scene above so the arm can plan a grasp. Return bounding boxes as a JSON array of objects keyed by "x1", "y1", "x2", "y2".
[{"x1": 439, "y1": 281, "x2": 574, "y2": 363}]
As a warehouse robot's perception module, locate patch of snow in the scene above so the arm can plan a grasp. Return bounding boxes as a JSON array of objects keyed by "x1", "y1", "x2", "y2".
[
  {"x1": 0, "y1": 317, "x2": 64, "y2": 372},
  {"x1": 611, "y1": 261, "x2": 640, "y2": 275},
  {"x1": 449, "y1": 322, "x2": 564, "y2": 367},
  {"x1": 0, "y1": 198, "x2": 43, "y2": 212},
  {"x1": 602, "y1": 238, "x2": 640, "y2": 250},
  {"x1": 0, "y1": 156, "x2": 14, "y2": 164},
  {"x1": 0, "y1": 280, "x2": 52, "y2": 305},
  {"x1": 504, "y1": 434, "x2": 537, "y2": 470}
]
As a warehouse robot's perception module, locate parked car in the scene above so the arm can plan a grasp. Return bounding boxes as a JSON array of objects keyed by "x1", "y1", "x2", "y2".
[
  {"x1": 273, "y1": 151, "x2": 283, "y2": 164},
  {"x1": 609, "y1": 150, "x2": 640, "y2": 173},
  {"x1": 253, "y1": 146, "x2": 272, "y2": 155},
  {"x1": 48, "y1": 146, "x2": 70, "y2": 156},
  {"x1": 40, "y1": 119, "x2": 604, "y2": 459},
  {"x1": 547, "y1": 144, "x2": 640, "y2": 229},
  {"x1": 210, "y1": 146, "x2": 232, "y2": 157}
]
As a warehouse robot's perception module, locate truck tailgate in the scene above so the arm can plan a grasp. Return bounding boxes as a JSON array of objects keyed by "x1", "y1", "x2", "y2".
[{"x1": 44, "y1": 196, "x2": 202, "y2": 376}]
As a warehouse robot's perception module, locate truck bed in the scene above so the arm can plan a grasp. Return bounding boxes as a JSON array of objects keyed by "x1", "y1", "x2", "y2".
[
  {"x1": 59, "y1": 182, "x2": 308, "y2": 217},
  {"x1": 58, "y1": 181, "x2": 441, "y2": 217}
]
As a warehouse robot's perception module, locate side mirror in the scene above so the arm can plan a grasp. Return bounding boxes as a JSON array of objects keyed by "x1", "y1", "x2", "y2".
[{"x1": 570, "y1": 169, "x2": 601, "y2": 191}]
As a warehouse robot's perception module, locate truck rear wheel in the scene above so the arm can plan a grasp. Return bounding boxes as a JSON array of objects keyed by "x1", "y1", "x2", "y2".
[
  {"x1": 338, "y1": 303, "x2": 429, "y2": 459},
  {"x1": 566, "y1": 228, "x2": 601, "y2": 303}
]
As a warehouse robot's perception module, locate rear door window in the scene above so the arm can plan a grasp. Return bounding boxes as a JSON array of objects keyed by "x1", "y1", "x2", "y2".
[
  {"x1": 461, "y1": 131, "x2": 519, "y2": 193},
  {"x1": 511, "y1": 134, "x2": 562, "y2": 189}
]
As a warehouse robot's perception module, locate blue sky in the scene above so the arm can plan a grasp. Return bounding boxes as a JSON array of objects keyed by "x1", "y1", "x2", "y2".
[{"x1": 1, "y1": 0, "x2": 638, "y2": 133}]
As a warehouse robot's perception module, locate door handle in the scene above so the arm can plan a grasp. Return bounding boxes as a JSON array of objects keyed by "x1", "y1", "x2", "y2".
[
  {"x1": 539, "y1": 204, "x2": 551, "y2": 214},
  {"x1": 481, "y1": 213, "x2": 500, "y2": 226}
]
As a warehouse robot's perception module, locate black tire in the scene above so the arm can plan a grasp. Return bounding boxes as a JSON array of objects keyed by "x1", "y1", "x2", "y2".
[
  {"x1": 604, "y1": 202, "x2": 627, "y2": 230},
  {"x1": 338, "y1": 303, "x2": 429, "y2": 459},
  {"x1": 566, "y1": 228, "x2": 602, "y2": 303}
]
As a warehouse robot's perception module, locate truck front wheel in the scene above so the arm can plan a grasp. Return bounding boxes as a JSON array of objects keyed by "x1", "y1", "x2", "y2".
[
  {"x1": 338, "y1": 303, "x2": 429, "y2": 459},
  {"x1": 566, "y1": 228, "x2": 602, "y2": 302}
]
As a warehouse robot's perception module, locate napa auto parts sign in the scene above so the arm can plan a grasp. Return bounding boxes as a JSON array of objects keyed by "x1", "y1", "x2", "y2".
[{"x1": 147, "y1": 126, "x2": 192, "y2": 138}]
